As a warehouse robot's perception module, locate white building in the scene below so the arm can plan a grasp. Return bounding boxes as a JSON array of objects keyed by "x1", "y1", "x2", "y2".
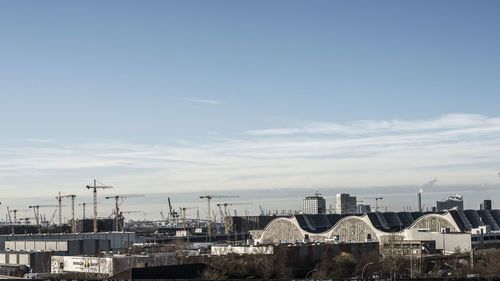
[{"x1": 303, "y1": 192, "x2": 326, "y2": 214}]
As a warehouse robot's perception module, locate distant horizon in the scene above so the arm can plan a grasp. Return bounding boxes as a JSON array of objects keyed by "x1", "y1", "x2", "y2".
[{"x1": 1, "y1": 182, "x2": 497, "y2": 222}]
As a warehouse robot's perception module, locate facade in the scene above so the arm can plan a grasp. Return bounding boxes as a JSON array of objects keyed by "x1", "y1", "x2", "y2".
[
  {"x1": 0, "y1": 232, "x2": 138, "y2": 253},
  {"x1": 436, "y1": 194, "x2": 463, "y2": 211},
  {"x1": 4, "y1": 239, "x2": 110, "y2": 255},
  {"x1": 336, "y1": 193, "x2": 357, "y2": 214},
  {"x1": 303, "y1": 193, "x2": 326, "y2": 214},
  {"x1": 51, "y1": 254, "x2": 169, "y2": 277},
  {"x1": 253, "y1": 209, "x2": 500, "y2": 254},
  {"x1": 480, "y1": 200, "x2": 492, "y2": 210},
  {"x1": 0, "y1": 251, "x2": 51, "y2": 273}
]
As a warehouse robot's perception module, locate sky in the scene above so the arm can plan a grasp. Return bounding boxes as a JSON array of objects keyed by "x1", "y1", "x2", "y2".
[{"x1": 0, "y1": 1, "x2": 499, "y2": 220}]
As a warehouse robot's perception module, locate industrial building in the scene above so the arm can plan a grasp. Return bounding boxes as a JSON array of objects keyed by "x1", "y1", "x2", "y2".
[
  {"x1": 336, "y1": 193, "x2": 357, "y2": 214},
  {"x1": 302, "y1": 192, "x2": 326, "y2": 214},
  {"x1": 436, "y1": 194, "x2": 463, "y2": 211},
  {"x1": 51, "y1": 253, "x2": 172, "y2": 277},
  {"x1": 0, "y1": 232, "x2": 138, "y2": 253},
  {"x1": 252, "y1": 209, "x2": 500, "y2": 254}
]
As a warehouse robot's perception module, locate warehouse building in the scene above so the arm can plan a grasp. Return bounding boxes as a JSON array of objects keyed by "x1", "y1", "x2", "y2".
[
  {"x1": 253, "y1": 209, "x2": 500, "y2": 254},
  {"x1": 0, "y1": 232, "x2": 139, "y2": 253}
]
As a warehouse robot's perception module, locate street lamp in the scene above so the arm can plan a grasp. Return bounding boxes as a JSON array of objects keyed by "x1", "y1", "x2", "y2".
[
  {"x1": 362, "y1": 261, "x2": 375, "y2": 279},
  {"x1": 305, "y1": 269, "x2": 318, "y2": 279},
  {"x1": 470, "y1": 247, "x2": 478, "y2": 268},
  {"x1": 444, "y1": 262, "x2": 458, "y2": 279}
]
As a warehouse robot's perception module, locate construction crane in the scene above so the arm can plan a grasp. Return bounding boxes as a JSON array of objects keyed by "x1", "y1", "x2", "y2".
[
  {"x1": 168, "y1": 197, "x2": 179, "y2": 227},
  {"x1": 29, "y1": 205, "x2": 59, "y2": 233},
  {"x1": 216, "y1": 202, "x2": 252, "y2": 235},
  {"x1": 6, "y1": 207, "x2": 12, "y2": 223},
  {"x1": 78, "y1": 201, "x2": 101, "y2": 219},
  {"x1": 56, "y1": 192, "x2": 77, "y2": 232},
  {"x1": 105, "y1": 194, "x2": 145, "y2": 231},
  {"x1": 86, "y1": 179, "x2": 113, "y2": 233},
  {"x1": 361, "y1": 197, "x2": 383, "y2": 212},
  {"x1": 9, "y1": 209, "x2": 29, "y2": 225},
  {"x1": 49, "y1": 209, "x2": 57, "y2": 225},
  {"x1": 179, "y1": 206, "x2": 198, "y2": 231},
  {"x1": 199, "y1": 195, "x2": 239, "y2": 236}
]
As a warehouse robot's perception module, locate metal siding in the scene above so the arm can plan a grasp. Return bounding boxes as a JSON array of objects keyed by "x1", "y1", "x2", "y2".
[
  {"x1": 8, "y1": 253, "x2": 17, "y2": 265},
  {"x1": 46, "y1": 241, "x2": 57, "y2": 251},
  {"x1": 15, "y1": 241, "x2": 25, "y2": 251},
  {"x1": 18, "y1": 254, "x2": 30, "y2": 266},
  {"x1": 57, "y1": 241, "x2": 68, "y2": 251},
  {"x1": 35, "y1": 241, "x2": 45, "y2": 251},
  {"x1": 25, "y1": 241, "x2": 35, "y2": 251},
  {"x1": 5, "y1": 241, "x2": 15, "y2": 250}
]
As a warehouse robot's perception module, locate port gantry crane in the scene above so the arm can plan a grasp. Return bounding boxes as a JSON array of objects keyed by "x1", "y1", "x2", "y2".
[
  {"x1": 9, "y1": 209, "x2": 29, "y2": 225},
  {"x1": 29, "y1": 204, "x2": 59, "y2": 233},
  {"x1": 86, "y1": 179, "x2": 113, "y2": 233},
  {"x1": 168, "y1": 197, "x2": 179, "y2": 227},
  {"x1": 199, "y1": 195, "x2": 239, "y2": 237},
  {"x1": 179, "y1": 206, "x2": 198, "y2": 232},
  {"x1": 105, "y1": 194, "x2": 145, "y2": 231},
  {"x1": 56, "y1": 192, "x2": 77, "y2": 232}
]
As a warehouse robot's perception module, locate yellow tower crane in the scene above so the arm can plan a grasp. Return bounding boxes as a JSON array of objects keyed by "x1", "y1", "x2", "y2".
[
  {"x1": 216, "y1": 202, "x2": 253, "y2": 234},
  {"x1": 78, "y1": 201, "x2": 101, "y2": 219},
  {"x1": 199, "y1": 195, "x2": 239, "y2": 237},
  {"x1": 105, "y1": 194, "x2": 145, "y2": 231},
  {"x1": 179, "y1": 206, "x2": 198, "y2": 232},
  {"x1": 56, "y1": 192, "x2": 77, "y2": 233},
  {"x1": 360, "y1": 197, "x2": 383, "y2": 212},
  {"x1": 86, "y1": 179, "x2": 113, "y2": 233}
]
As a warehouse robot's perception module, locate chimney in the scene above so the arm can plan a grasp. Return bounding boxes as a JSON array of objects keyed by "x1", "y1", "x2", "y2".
[{"x1": 417, "y1": 192, "x2": 422, "y2": 212}]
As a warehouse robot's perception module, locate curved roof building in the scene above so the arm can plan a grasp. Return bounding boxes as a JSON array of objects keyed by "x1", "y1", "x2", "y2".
[{"x1": 253, "y1": 209, "x2": 499, "y2": 245}]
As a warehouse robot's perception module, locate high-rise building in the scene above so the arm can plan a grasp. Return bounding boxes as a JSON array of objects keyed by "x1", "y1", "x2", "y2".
[
  {"x1": 436, "y1": 194, "x2": 463, "y2": 211},
  {"x1": 357, "y1": 204, "x2": 371, "y2": 214},
  {"x1": 303, "y1": 192, "x2": 326, "y2": 214},
  {"x1": 480, "y1": 200, "x2": 492, "y2": 210},
  {"x1": 336, "y1": 193, "x2": 357, "y2": 214}
]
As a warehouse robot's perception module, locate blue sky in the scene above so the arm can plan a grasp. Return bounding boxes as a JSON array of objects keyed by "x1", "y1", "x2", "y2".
[{"x1": 0, "y1": 1, "x2": 499, "y2": 219}]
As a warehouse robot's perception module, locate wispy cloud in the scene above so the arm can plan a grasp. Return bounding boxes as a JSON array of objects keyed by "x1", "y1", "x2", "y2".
[
  {"x1": 1, "y1": 113, "x2": 499, "y2": 203},
  {"x1": 181, "y1": 97, "x2": 225, "y2": 105},
  {"x1": 243, "y1": 114, "x2": 500, "y2": 136}
]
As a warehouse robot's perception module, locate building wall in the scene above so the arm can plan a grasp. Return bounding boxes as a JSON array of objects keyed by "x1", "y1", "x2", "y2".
[
  {"x1": 336, "y1": 193, "x2": 357, "y2": 215},
  {"x1": 255, "y1": 212, "x2": 469, "y2": 255},
  {"x1": 259, "y1": 218, "x2": 305, "y2": 244},
  {"x1": 403, "y1": 229, "x2": 471, "y2": 253},
  {"x1": 303, "y1": 195, "x2": 326, "y2": 214},
  {"x1": 409, "y1": 213, "x2": 461, "y2": 232}
]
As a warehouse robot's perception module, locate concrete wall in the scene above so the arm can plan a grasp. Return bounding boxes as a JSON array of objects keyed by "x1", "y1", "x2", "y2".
[
  {"x1": 403, "y1": 229, "x2": 471, "y2": 253},
  {"x1": 0, "y1": 251, "x2": 51, "y2": 272},
  {"x1": 211, "y1": 245, "x2": 273, "y2": 256},
  {"x1": 0, "y1": 232, "x2": 135, "y2": 252}
]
